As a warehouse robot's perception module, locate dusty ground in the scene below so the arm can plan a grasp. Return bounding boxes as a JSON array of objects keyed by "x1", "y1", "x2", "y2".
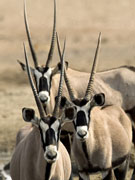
[{"x1": 0, "y1": 0, "x2": 135, "y2": 179}]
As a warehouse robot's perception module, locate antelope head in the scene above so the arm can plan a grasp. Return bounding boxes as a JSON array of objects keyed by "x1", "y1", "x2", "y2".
[
  {"x1": 58, "y1": 33, "x2": 105, "y2": 141},
  {"x1": 18, "y1": 0, "x2": 68, "y2": 105},
  {"x1": 22, "y1": 38, "x2": 67, "y2": 163}
]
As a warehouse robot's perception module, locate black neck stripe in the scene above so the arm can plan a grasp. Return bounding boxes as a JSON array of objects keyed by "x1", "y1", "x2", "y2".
[
  {"x1": 45, "y1": 163, "x2": 52, "y2": 180},
  {"x1": 80, "y1": 142, "x2": 129, "y2": 174}
]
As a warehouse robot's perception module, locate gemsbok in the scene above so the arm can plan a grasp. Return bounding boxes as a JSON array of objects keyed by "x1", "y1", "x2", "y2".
[
  {"x1": 18, "y1": 0, "x2": 135, "y2": 148},
  {"x1": 15, "y1": 1, "x2": 135, "y2": 178},
  {"x1": 17, "y1": 0, "x2": 66, "y2": 111},
  {"x1": 10, "y1": 42, "x2": 72, "y2": 180},
  {"x1": 59, "y1": 33, "x2": 132, "y2": 180}
]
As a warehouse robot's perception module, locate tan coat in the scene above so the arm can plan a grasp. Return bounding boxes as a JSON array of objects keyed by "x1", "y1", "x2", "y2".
[
  {"x1": 72, "y1": 105, "x2": 132, "y2": 174},
  {"x1": 10, "y1": 127, "x2": 71, "y2": 180}
]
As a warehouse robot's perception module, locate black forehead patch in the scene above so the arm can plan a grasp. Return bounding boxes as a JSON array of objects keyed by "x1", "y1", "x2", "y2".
[
  {"x1": 39, "y1": 77, "x2": 49, "y2": 91},
  {"x1": 49, "y1": 116, "x2": 57, "y2": 125},
  {"x1": 42, "y1": 116, "x2": 57, "y2": 126},
  {"x1": 76, "y1": 111, "x2": 87, "y2": 126},
  {"x1": 46, "y1": 128, "x2": 56, "y2": 146},
  {"x1": 73, "y1": 98, "x2": 88, "y2": 107},
  {"x1": 36, "y1": 66, "x2": 49, "y2": 74}
]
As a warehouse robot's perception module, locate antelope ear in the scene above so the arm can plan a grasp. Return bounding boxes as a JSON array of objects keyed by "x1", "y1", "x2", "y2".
[
  {"x1": 17, "y1": 60, "x2": 34, "y2": 73},
  {"x1": 61, "y1": 107, "x2": 75, "y2": 126},
  {"x1": 65, "y1": 61, "x2": 68, "y2": 69},
  {"x1": 64, "y1": 107, "x2": 76, "y2": 120},
  {"x1": 60, "y1": 96, "x2": 68, "y2": 108},
  {"x1": 58, "y1": 61, "x2": 68, "y2": 71},
  {"x1": 52, "y1": 61, "x2": 68, "y2": 76},
  {"x1": 22, "y1": 108, "x2": 35, "y2": 122},
  {"x1": 93, "y1": 93, "x2": 105, "y2": 106}
]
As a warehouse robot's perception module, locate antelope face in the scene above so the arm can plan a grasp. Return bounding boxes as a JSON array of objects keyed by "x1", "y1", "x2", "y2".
[
  {"x1": 22, "y1": 108, "x2": 62, "y2": 163},
  {"x1": 34, "y1": 67, "x2": 52, "y2": 104},
  {"x1": 18, "y1": 61, "x2": 68, "y2": 105},
  {"x1": 73, "y1": 94, "x2": 105, "y2": 140},
  {"x1": 73, "y1": 100, "x2": 91, "y2": 140},
  {"x1": 39, "y1": 116, "x2": 61, "y2": 163},
  {"x1": 61, "y1": 94, "x2": 105, "y2": 141}
]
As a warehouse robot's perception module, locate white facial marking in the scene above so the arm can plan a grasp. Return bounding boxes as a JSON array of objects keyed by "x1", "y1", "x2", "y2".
[
  {"x1": 46, "y1": 145, "x2": 57, "y2": 152},
  {"x1": 76, "y1": 125, "x2": 88, "y2": 139},
  {"x1": 40, "y1": 121, "x2": 49, "y2": 142},
  {"x1": 44, "y1": 145, "x2": 59, "y2": 163},
  {"x1": 44, "y1": 68, "x2": 52, "y2": 77},
  {"x1": 51, "y1": 120, "x2": 60, "y2": 141},
  {"x1": 34, "y1": 68, "x2": 52, "y2": 93},
  {"x1": 43, "y1": 68, "x2": 52, "y2": 87},
  {"x1": 40, "y1": 120, "x2": 49, "y2": 132},
  {"x1": 39, "y1": 91, "x2": 50, "y2": 103},
  {"x1": 74, "y1": 104, "x2": 90, "y2": 125}
]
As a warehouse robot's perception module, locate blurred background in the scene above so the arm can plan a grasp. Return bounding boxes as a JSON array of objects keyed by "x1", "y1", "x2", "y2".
[{"x1": 0, "y1": 0, "x2": 135, "y2": 177}]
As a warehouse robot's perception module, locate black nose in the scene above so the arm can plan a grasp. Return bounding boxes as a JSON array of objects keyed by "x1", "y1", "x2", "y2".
[
  {"x1": 46, "y1": 152, "x2": 57, "y2": 160},
  {"x1": 78, "y1": 131, "x2": 87, "y2": 138},
  {"x1": 40, "y1": 97, "x2": 48, "y2": 103}
]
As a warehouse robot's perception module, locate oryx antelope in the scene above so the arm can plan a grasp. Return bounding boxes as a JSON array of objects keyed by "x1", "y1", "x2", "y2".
[
  {"x1": 59, "y1": 33, "x2": 132, "y2": 180},
  {"x1": 19, "y1": 0, "x2": 135, "y2": 134},
  {"x1": 19, "y1": 0, "x2": 135, "y2": 144},
  {"x1": 18, "y1": 0, "x2": 65, "y2": 110},
  {"x1": 10, "y1": 42, "x2": 72, "y2": 180}
]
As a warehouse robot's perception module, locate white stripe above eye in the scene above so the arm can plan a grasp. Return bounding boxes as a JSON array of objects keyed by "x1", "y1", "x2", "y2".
[
  {"x1": 43, "y1": 68, "x2": 52, "y2": 86},
  {"x1": 51, "y1": 120, "x2": 60, "y2": 141},
  {"x1": 51, "y1": 120, "x2": 59, "y2": 131},
  {"x1": 44, "y1": 68, "x2": 52, "y2": 77},
  {"x1": 40, "y1": 120, "x2": 49, "y2": 132}
]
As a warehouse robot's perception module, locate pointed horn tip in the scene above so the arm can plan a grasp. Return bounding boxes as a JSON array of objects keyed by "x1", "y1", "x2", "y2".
[
  {"x1": 23, "y1": 42, "x2": 25, "y2": 50},
  {"x1": 64, "y1": 37, "x2": 66, "y2": 45},
  {"x1": 17, "y1": 59, "x2": 22, "y2": 64},
  {"x1": 56, "y1": 32, "x2": 58, "y2": 39},
  {"x1": 23, "y1": 0, "x2": 26, "y2": 10},
  {"x1": 98, "y1": 32, "x2": 102, "y2": 41}
]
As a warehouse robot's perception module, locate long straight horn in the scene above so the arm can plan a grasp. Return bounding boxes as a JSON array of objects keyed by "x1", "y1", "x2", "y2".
[
  {"x1": 23, "y1": 44, "x2": 46, "y2": 119},
  {"x1": 56, "y1": 33, "x2": 76, "y2": 101},
  {"x1": 45, "y1": 0, "x2": 56, "y2": 67},
  {"x1": 85, "y1": 32, "x2": 101, "y2": 100},
  {"x1": 53, "y1": 39, "x2": 66, "y2": 117},
  {"x1": 24, "y1": 0, "x2": 38, "y2": 68}
]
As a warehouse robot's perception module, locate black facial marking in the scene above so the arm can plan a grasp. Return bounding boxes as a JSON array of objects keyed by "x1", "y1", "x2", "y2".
[
  {"x1": 39, "y1": 77, "x2": 49, "y2": 92},
  {"x1": 49, "y1": 116, "x2": 57, "y2": 126},
  {"x1": 39, "y1": 126, "x2": 46, "y2": 151},
  {"x1": 36, "y1": 66, "x2": 49, "y2": 73},
  {"x1": 34, "y1": 67, "x2": 52, "y2": 94},
  {"x1": 76, "y1": 111, "x2": 87, "y2": 126},
  {"x1": 45, "y1": 163, "x2": 52, "y2": 179},
  {"x1": 45, "y1": 128, "x2": 56, "y2": 146},
  {"x1": 73, "y1": 99, "x2": 88, "y2": 107}
]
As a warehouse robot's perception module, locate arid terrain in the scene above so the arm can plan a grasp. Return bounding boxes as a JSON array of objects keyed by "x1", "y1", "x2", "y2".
[{"x1": 0, "y1": 0, "x2": 135, "y2": 179}]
